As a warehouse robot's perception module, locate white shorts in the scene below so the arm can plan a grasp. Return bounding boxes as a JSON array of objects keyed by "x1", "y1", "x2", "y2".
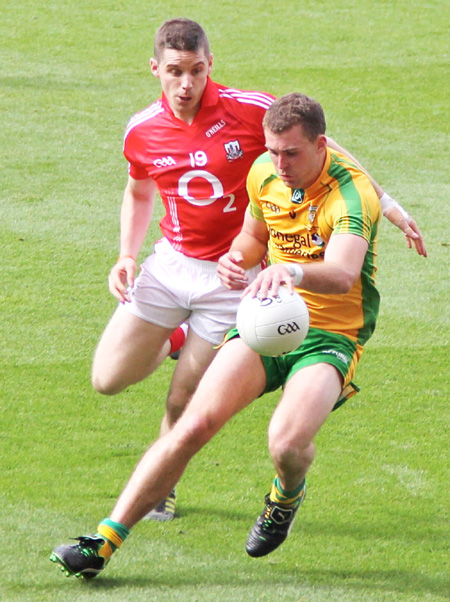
[{"x1": 122, "y1": 238, "x2": 261, "y2": 345}]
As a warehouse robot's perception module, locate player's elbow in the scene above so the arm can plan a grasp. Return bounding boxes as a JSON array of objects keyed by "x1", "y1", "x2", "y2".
[{"x1": 336, "y1": 270, "x2": 358, "y2": 294}]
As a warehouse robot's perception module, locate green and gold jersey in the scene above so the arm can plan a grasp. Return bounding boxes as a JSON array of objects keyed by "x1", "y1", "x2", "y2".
[{"x1": 247, "y1": 147, "x2": 381, "y2": 344}]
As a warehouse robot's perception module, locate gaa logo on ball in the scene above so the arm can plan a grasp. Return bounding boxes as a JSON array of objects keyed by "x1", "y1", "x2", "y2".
[{"x1": 237, "y1": 286, "x2": 309, "y2": 356}]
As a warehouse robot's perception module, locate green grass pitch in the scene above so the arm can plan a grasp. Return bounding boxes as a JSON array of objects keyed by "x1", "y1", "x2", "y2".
[{"x1": 0, "y1": 1, "x2": 449, "y2": 600}]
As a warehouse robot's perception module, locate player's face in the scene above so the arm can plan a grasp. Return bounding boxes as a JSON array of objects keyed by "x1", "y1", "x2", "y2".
[
  {"x1": 265, "y1": 125, "x2": 327, "y2": 190},
  {"x1": 151, "y1": 48, "x2": 213, "y2": 123}
]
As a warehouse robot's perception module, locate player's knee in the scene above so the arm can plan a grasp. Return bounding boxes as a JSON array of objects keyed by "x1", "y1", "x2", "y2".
[
  {"x1": 268, "y1": 423, "x2": 311, "y2": 467},
  {"x1": 91, "y1": 370, "x2": 122, "y2": 396},
  {"x1": 176, "y1": 413, "x2": 219, "y2": 452},
  {"x1": 268, "y1": 436, "x2": 297, "y2": 468},
  {"x1": 165, "y1": 380, "x2": 202, "y2": 427},
  {"x1": 165, "y1": 395, "x2": 190, "y2": 426}
]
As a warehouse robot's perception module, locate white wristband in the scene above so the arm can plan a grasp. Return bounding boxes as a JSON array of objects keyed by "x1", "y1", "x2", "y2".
[
  {"x1": 380, "y1": 192, "x2": 410, "y2": 220},
  {"x1": 286, "y1": 264, "x2": 304, "y2": 286}
]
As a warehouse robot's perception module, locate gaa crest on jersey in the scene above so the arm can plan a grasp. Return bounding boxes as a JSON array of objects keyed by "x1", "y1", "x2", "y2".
[
  {"x1": 224, "y1": 140, "x2": 244, "y2": 162},
  {"x1": 291, "y1": 189, "x2": 305, "y2": 204}
]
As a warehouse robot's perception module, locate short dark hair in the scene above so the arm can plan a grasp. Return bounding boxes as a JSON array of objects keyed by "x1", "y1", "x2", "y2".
[
  {"x1": 263, "y1": 93, "x2": 326, "y2": 141},
  {"x1": 154, "y1": 19, "x2": 210, "y2": 61}
]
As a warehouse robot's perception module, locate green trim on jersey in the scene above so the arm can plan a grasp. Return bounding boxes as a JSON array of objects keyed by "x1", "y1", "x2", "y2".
[
  {"x1": 249, "y1": 201, "x2": 265, "y2": 221},
  {"x1": 328, "y1": 154, "x2": 380, "y2": 344},
  {"x1": 358, "y1": 217, "x2": 380, "y2": 344},
  {"x1": 254, "y1": 151, "x2": 271, "y2": 165},
  {"x1": 253, "y1": 153, "x2": 279, "y2": 194},
  {"x1": 261, "y1": 173, "x2": 279, "y2": 189},
  {"x1": 328, "y1": 156, "x2": 366, "y2": 238}
]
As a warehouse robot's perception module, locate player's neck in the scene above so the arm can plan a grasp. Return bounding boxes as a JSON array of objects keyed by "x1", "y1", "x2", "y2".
[
  {"x1": 303, "y1": 150, "x2": 327, "y2": 189},
  {"x1": 172, "y1": 103, "x2": 201, "y2": 125}
]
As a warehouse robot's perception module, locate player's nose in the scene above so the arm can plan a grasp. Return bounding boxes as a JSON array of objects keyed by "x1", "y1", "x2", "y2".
[
  {"x1": 277, "y1": 155, "x2": 289, "y2": 171},
  {"x1": 180, "y1": 73, "x2": 193, "y2": 90}
]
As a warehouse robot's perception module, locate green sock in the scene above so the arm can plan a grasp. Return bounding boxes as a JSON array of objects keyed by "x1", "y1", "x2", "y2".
[{"x1": 270, "y1": 476, "x2": 306, "y2": 507}]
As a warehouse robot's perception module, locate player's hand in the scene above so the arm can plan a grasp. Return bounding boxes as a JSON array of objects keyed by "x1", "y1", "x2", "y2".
[
  {"x1": 403, "y1": 215, "x2": 427, "y2": 257},
  {"x1": 384, "y1": 206, "x2": 427, "y2": 257},
  {"x1": 108, "y1": 257, "x2": 137, "y2": 303},
  {"x1": 217, "y1": 251, "x2": 249, "y2": 289},
  {"x1": 243, "y1": 265, "x2": 294, "y2": 299}
]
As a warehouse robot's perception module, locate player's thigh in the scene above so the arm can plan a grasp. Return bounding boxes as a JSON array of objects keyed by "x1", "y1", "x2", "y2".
[
  {"x1": 179, "y1": 338, "x2": 267, "y2": 436},
  {"x1": 92, "y1": 305, "x2": 175, "y2": 389},
  {"x1": 167, "y1": 329, "x2": 219, "y2": 406},
  {"x1": 268, "y1": 363, "x2": 343, "y2": 447}
]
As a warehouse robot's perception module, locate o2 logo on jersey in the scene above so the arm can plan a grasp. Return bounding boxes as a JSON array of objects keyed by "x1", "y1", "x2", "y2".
[
  {"x1": 178, "y1": 150, "x2": 237, "y2": 213},
  {"x1": 178, "y1": 170, "x2": 223, "y2": 206},
  {"x1": 178, "y1": 169, "x2": 236, "y2": 213}
]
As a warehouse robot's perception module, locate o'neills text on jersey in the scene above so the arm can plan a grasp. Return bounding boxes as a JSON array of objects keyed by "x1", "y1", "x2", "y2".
[{"x1": 206, "y1": 120, "x2": 226, "y2": 138}]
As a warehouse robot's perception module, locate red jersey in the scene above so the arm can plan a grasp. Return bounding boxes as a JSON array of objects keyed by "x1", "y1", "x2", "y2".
[{"x1": 123, "y1": 78, "x2": 275, "y2": 261}]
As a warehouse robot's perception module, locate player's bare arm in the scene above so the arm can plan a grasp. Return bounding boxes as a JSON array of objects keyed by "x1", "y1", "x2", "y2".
[
  {"x1": 326, "y1": 136, "x2": 426, "y2": 257},
  {"x1": 378, "y1": 198, "x2": 427, "y2": 257},
  {"x1": 109, "y1": 176, "x2": 157, "y2": 303},
  {"x1": 217, "y1": 209, "x2": 269, "y2": 290},
  {"x1": 244, "y1": 233, "x2": 368, "y2": 299}
]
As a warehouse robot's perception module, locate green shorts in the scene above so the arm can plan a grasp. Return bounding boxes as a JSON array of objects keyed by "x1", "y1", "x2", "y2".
[{"x1": 226, "y1": 327, "x2": 362, "y2": 410}]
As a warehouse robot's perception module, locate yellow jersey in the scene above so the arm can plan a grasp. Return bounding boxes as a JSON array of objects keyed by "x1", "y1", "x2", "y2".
[{"x1": 247, "y1": 147, "x2": 381, "y2": 344}]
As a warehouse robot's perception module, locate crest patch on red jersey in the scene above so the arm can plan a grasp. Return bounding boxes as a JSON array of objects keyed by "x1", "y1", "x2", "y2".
[{"x1": 224, "y1": 140, "x2": 244, "y2": 161}]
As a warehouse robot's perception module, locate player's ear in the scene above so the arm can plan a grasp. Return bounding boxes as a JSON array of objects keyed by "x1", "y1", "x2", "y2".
[
  {"x1": 317, "y1": 134, "x2": 327, "y2": 151},
  {"x1": 208, "y1": 53, "x2": 213, "y2": 74},
  {"x1": 150, "y1": 58, "x2": 159, "y2": 78}
]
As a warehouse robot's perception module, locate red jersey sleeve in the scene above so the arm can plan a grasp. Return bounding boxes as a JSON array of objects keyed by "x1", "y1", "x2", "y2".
[{"x1": 123, "y1": 101, "x2": 165, "y2": 180}]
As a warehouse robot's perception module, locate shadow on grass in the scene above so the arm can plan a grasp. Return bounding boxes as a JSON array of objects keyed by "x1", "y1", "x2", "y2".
[
  {"x1": 299, "y1": 568, "x2": 449, "y2": 600},
  {"x1": 174, "y1": 504, "x2": 254, "y2": 522},
  {"x1": 172, "y1": 505, "x2": 447, "y2": 546},
  {"x1": 58, "y1": 568, "x2": 448, "y2": 600},
  {"x1": 300, "y1": 516, "x2": 449, "y2": 545}
]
